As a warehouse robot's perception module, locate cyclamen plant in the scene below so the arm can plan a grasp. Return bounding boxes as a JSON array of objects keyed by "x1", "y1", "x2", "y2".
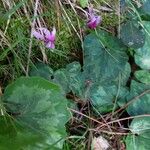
[
  {"x1": 1, "y1": 1, "x2": 150, "y2": 150},
  {"x1": 32, "y1": 27, "x2": 56, "y2": 49},
  {"x1": 32, "y1": 7, "x2": 101, "y2": 50},
  {"x1": 87, "y1": 7, "x2": 102, "y2": 29}
]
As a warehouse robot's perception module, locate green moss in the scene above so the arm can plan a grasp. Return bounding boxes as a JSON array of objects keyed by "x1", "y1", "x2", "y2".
[
  {"x1": 95, "y1": 0, "x2": 121, "y2": 27},
  {"x1": 102, "y1": 13, "x2": 119, "y2": 27}
]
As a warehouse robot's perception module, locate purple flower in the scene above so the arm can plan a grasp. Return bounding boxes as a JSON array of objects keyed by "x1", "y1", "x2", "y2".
[
  {"x1": 87, "y1": 7, "x2": 101, "y2": 29},
  {"x1": 32, "y1": 27, "x2": 56, "y2": 49}
]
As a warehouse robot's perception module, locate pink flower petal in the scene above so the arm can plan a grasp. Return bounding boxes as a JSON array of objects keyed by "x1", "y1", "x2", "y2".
[
  {"x1": 33, "y1": 27, "x2": 56, "y2": 49},
  {"x1": 38, "y1": 28, "x2": 50, "y2": 37},
  {"x1": 87, "y1": 16, "x2": 101, "y2": 29},
  {"x1": 87, "y1": 7, "x2": 102, "y2": 29},
  {"x1": 32, "y1": 30, "x2": 44, "y2": 40},
  {"x1": 87, "y1": 17, "x2": 97, "y2": 29},
  {"x1": 45, "y1": 41, "x2": 55, "y2": 49},
  {"x1": 47, "y1": 27, "x2": 56, "y2": 42},
  {"x1": 96, "y1": 16, "x2": 101, "y2": 25},
  {"x1": 52, "y1": 27, "x2": 56, "y2": 36}
]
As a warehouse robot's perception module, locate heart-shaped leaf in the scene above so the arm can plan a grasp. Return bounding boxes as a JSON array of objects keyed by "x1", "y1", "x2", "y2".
[
  {"x1": 126, "y1": 117, "x2": 150, "y2": 150},
  {"x1": 120, "y1": 21, "x2": 145, "y2": 48},
  {"x1": 134, "y1": 21, "x2": 150, "y2": 70},
  {"x1": 53, "y1": 62, "x2": 85, "y2": 97},
  {"x1": 126, "y1": 80, "x2": 150, "y2": 116},
  {"x1": 114, "y1": 62, "x2": 131, "y2": 86},
  {"x1": 134, "y1": 40, "x2": 150, "y2": 70},
  {"x1": 29, "y1": 63, "x2": 53, "y2": 80},
  {"x1": 66, "y1": 62, "x2": 86, "y2": 98},
  {"x1": 0, "y1": 116, "x2": 43, "y2": 150},
  {"x1": 54, "y1": 68, "x2": 70, "y2": 93},
  {"x1": 139, "y1": 0, "x2": 150, "y2": 21},
  {"x1": 83, "y1": 30, "x2": 128, "y2": 82},
  {"x1": 89, "y1": 83, "x2": 128, "y2": 113},
  {"x1": 2, "y1": 77, "x2": 70, "y2": 149},
  {"x1": 135, "y1": 70, "x2": 150, "y2": 84}
]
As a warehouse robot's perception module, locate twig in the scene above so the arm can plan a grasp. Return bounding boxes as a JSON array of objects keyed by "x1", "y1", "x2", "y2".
[
  {"x1": 113, "y1": 89, "x2": 150, "y2": 116},
  {"x1": 89, "y1": 128, "x2": 129, "y2": 135},
  {"x1": 117, "y1": 0, "x2": 121, "y2": 38},
  {"x1": 99, "y1": 114, "x2": 150, "y2": 128},
  {"x1": 55, "y1": 0, "x2": 61, "y2": 30},
  {"x1": 58, "y1": 0, "x2": 82, "y2": 41},
  {"x1": 26, "y1": 0, "x2": 39, "y2": 76},
  {"x1": 68, "y1": 0, "x2": 83, "y2": 43},
  {"x1": 91, "y1": 103, "x2": 113, "y2": 132},
  {"x1": 69, "y1": 108, "x2": 106, "y2": 126}
]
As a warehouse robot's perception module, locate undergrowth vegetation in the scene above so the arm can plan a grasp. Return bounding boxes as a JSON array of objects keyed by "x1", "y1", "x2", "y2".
[{"x1": 0, "y1": 0, "x2": 150, "y2": 150}]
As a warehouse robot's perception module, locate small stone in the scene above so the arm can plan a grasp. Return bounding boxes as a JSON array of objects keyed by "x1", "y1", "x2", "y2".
[{"x1": 91, "y1": 136, "x2": 110, "y2": 150}]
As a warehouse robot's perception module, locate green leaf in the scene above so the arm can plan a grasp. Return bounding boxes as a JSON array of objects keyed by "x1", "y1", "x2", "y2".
[
  {"x1": 79, "y1": 0, "x2": 88, "y2": 8},
  {"x1": 126, "y1": 80, "x2": 150, "y2": 116},
  {"x1": 2, "y1": 77, "x2": 70, "y2": 149},
  {"x1": 66, "y1": 62, "x2": 86, "y2": 98},
  {"x1": 0, "y1": 116, "x2": 43, "y2": 150},
  {"x1": 141, "y1": 0, "x2": 150, "y2": 15},
  {"x1": 135, "y1": 70, "x2": 150, "y2": 84},
  {"x1": 134, "y1": 40, "x2": 150, "y2": 70},
  {"x1": 83, "y1": 30, "x2": 128, "y2": 82},
  {"x1": 126, "y1": 117, "x2": 150, "y2": 150},
  {"x1": 54, "y1": 68, "x2": 70, "y2": 93},
  {"x1": 89, "y1": 83, "x2": 128, "y2": 113},
  {"x1": 29, "y1": 63, "x2": 53, "y2": 80},
  {"x1": 66, "y1": 61, "x2": 81, "y2": 73},
  {"x1": 53, "y1": 62, "x2": 87, "y2": 99},
  {"x1": 120, "y1": 0, "x2": 126, "y2": 13},
  {"x1": 120, "y1": 21, "x2": 145, "y2": 48},
  {"x1": 134, "y1": 21, "x2": 150, "y2": 70},
  {"x1": 114, "y1": 62, "x2": 131, "y2": 86},
  {"x1": 129, "y1": 117, "x2": 150, "y2": 137},
  {"x1": 139, "y1": 0, "x2": 150, "y2": 21}
]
